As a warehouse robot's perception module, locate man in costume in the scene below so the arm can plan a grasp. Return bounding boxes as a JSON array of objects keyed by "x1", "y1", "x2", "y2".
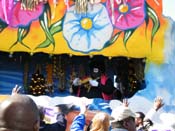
[{"x1": 72, "y1": 57, "x2": 116, "y2": 100}]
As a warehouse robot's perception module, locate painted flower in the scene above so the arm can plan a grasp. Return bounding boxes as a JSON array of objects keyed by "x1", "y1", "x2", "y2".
[
  {"x1": 106, "y1": 0, "x2": 146, "y2": 30},
  {"x1": 63, "y1": 3, "x2": 113, "y2": 53},
  {"x1": 0, "y1": 0, "x2": 44, "y2": 27}
]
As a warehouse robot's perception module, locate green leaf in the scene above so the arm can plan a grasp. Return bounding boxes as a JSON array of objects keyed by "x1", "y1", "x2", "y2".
[
  {"x1": 35, "y1": 20, "x2": 63, "y2": 50},
  {"x1": 18, "y1": 27, "x2": 30, "y2": 41},
  {"x1": 123, "y1": 29, "x2": 136, "y2": 47},
  {"x1": 39, "y1": 5, "x2": 55, "y2": 44},
  {"x1": 49, "y1": 20, "x2": 63, "y2": 34},
  {"x1": 16, "y1": 27, "x2": 30, "y2": 49},
  {"x1": 147, "y1": 4, "x2": 160, "y2": 47},
  {"x1": 9, "y1": 26, "x2": 30, "y2": 50},
  {"x1": 35, "y1": 39, "x2": 51, "y2": 48},
  {"x1": 9, "y1": 41, "x2": 18, "y2": 50},
  {"x1": 107, "y1": 31, "x2": 122, "y2": 46}
]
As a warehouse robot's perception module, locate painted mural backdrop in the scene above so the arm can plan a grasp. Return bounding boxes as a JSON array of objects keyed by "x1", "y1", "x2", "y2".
[{"x1": 0, "y1": 0, "x2": 165, "y2": 62}]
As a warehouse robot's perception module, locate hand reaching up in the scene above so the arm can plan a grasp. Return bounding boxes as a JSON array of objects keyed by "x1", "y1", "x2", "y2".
[
  {"x1": 79, "y1": 97, "x2": 88, "y2": 115},
  {"x1": 153, "y1": 97, "x2": 164, "y2": 111},
  {"x1": 122, "y1": 98, "x2": 129, "y2": 107},
  {"x1": 11, "y1": 85, "x2": 21, "y2": 95}
]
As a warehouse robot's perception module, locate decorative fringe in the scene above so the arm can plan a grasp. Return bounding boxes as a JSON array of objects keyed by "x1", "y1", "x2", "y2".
[
  {"x1": 57, "y1": 56, "x2": 66, "y2": 91},
  {"x1": 46, "y1": 64, "x2": 53, "y2": 84},
  {"x1": 46, "y1": 63, "x2": 54, "y2": 94},
  {"x1": 75, "y1": 0, "x2": 88, "y2": 14},
  {"x1": 23, "y1": 61, "x2": 29, "y2": 93},
  {"x1": 89, "y1": 0, "x2": 95, "y2": 4},
  {"x1": 51, "y1": 0, "x2": 102, "y2": 15},
  {"x1": 20, "y1": 0, "x2": 47, "y2": 11},
  {"x1": 69, "y1": 64, "x2": 76, "y2": 93},
  {"x1": 89, "y1": 0, "x2": 101, "y2": 4}
]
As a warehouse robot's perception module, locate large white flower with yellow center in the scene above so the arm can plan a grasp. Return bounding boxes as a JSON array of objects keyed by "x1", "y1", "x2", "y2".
[{"x1": 63, "y1": 3, "x2": 113, "y2": 53}]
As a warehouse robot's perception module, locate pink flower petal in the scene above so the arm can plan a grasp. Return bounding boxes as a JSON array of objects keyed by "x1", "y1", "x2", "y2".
[
  {"x1": 10, "y1": 3, "x2": 44, "y2": 27},
  {"x1": 0, "y1": 0, "x2": 13, "y2": 24},
  {"x1": 0, "y1": 1, "x2": 44, "y2": 27},
  {"x1": 106, "y1": 0, "x2": 145, "y2": 30}
]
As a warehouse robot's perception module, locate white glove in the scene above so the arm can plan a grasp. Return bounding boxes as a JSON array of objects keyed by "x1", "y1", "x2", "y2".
[
  {"x1": 73, "y1": 78, "x2": 81, "y2": 86},
  {"x1": 89, "y1": 79, "x2": 99, "y2": 87}
]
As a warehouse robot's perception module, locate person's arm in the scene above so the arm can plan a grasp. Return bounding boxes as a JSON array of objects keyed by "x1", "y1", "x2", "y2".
[
  {"x1": 145, "y1": 97, "x2": 164, "y2": 120},
  {"x1": 70, "y1": 114, "x2": 86, "y2": 131},
  {"x1": 70, "y1": 98, "x2": 88, "y2": 131}
]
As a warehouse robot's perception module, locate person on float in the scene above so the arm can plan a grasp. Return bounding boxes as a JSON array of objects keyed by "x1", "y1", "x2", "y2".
[{"x1": 72, "y1": 58, "x2": 115, "y2": 100}]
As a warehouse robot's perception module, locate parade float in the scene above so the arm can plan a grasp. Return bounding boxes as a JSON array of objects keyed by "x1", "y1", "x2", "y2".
[{"x1": 0, "y1": 0, "x2": 175, "y2": 130}]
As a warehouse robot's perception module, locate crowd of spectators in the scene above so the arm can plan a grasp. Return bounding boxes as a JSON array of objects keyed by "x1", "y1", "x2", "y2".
[{"x1": 0, "y1": 85, "x2": 174, "y2": 131}]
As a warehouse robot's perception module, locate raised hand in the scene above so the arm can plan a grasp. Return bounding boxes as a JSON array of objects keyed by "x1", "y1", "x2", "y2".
[
  {"x1": 79, "y1": 97, "x2": 89, "y2": 115},
  {"x1": 11, "y1": 85, "x2": 21, "y2": 95},
  {"x1": 153, "y1": 96, "x2": 164, "y2": 111},
  {"x1": 122, "y1": 98, "x2": 129, "y2": 107}
]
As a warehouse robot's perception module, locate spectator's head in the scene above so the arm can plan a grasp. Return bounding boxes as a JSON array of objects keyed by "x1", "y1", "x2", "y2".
[
  {"x1": 0, "y1": 94, "x2": 40, "y2": 131},
  {"x1": 87, "y1": 112, "x2": 110, "y2": 131},
  {"x1": 110, "y1": 106, "x2": 136, "y2": 131},
  {"x1": 135, "y1": 112, "x2": 145, "y2": 127}
]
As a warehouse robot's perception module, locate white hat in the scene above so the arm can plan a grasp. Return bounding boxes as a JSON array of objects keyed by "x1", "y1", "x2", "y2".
[{"x1": 110, "y1": 106, "x2": 136, "y2": 122}]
